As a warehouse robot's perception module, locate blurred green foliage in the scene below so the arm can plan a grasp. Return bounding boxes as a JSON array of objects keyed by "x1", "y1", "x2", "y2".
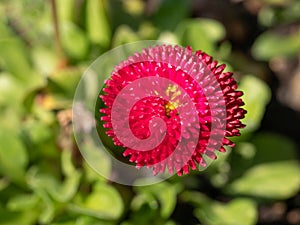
[{"x1": 0, "y1": 0, "x2": 299, "y2": 225}]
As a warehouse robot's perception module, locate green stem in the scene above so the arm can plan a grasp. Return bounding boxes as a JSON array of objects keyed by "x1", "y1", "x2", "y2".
[{"x1": 50, "y1": 0, "x2": 63, "y2": 58}]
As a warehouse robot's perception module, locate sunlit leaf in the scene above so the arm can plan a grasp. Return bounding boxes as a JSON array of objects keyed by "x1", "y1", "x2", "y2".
[
  {"x1": 69, "y1": 182, "x2": 124, "y2": 220},
  {"x1": 84, "y1": 183, "x2": 123, "y2": 218},
  {"x1": 137, "y1": 22, "x2": 158, "y2": 39},
  {"x1": 158, "y1": 31, "x2": 179, "y2": 44},
  {"x1": 112, "y1": 25, "x2": 140, "y2": 47},
  {"x1": 31, "y1": 46, "x2": 60, "y2": 75},
  {"x1": 195, "y1": 19, "x2": 226, "y2": 42},
  {"x1": 176, "y1": 20, "x2": 212, "y2": 54},
  {"x1": 227, "y1": 161, "x2": 300, "y2": 199},
  {"x1": 0, "y1": 204, "x2": 39, "y2": 225},
  {"x1": 86, "y1": 0, "x2": 111, "y2": 48},
  {"x1": 123, "y1": 0, "x2": 144, "y2": 16},
  {"x1": 195, "y1": 198, "x2": 257, "y2": 225},
  {"x1": 176, "y1": 18, "x2": 225, "y2": 54},
  {"x1": 229, "y1": 133, "x2": 299, "y2": 190},
  {"x1": 61, "y1": 22, "x2": 89, "y2": 60},
  {"x1": 252, "y1": 28, "x2": 300, "y2": 60},
  {"x1": 57, "y1": 0, "x2": 76, "y2": 22},
  {"x1": 239, "y1": 75, "x2": 271, "y2": 133}
]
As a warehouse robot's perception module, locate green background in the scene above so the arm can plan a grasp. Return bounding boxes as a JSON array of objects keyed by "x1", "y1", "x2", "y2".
[{"x1": 0, "y1": 0, "x2": 300, "y2": 224}]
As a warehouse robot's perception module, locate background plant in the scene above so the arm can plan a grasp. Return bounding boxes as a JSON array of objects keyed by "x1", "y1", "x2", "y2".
[{"x1": 0, "y1": 0, "x2": 299, "y2": 225}]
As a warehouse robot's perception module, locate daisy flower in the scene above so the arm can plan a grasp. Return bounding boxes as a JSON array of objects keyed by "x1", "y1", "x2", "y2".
[{"x1": 100, "y1": 45, "x2": 246, "y2": 176}]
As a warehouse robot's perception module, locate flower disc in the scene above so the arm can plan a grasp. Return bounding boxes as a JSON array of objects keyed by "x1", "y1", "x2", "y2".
[{"x1": 100, "y1": 45, "x2": 246, "y2": 176}]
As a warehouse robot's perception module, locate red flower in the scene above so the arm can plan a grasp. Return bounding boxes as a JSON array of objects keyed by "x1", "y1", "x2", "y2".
[{"x1": 100, "y1": 45, "x2": 246, "y2": 176}]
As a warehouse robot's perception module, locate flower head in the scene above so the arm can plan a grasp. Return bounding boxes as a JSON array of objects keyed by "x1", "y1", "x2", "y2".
[{"x1": 100, "y1": 45, "x2": 246, "y2": 176}]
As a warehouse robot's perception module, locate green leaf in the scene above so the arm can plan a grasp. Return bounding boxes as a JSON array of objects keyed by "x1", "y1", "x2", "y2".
[
  {"x1": 61, "y1": 22, "x2": 89, "y2": 60},
  {"x1": 0, "y1": 73, "x2": 24, "y2": 107},
  {"x1": 37, "y1": 189, "x2": 56, "y2": 224},
  {"x1": 194, "y1": 18, "x2": 226, "y2": 42},
  {"x1": 26, "y1": 169, "x2": 57, "y2": 224},
  {"x1": 158, "y1": 31, "x2": 180, "y2": 44},
  {"x1": 61, "y1": 150, "x2": 76, "y2": 176},
  {"x1": 112, "y1": 25, "x2": 140, "y2": 47},
  {"x1": 195, "y1": 198, "x2": 257, "y2": 225},
  {"x1": 134, "y1": 181, "x2": 177, "y2": 218},
  {"x1": 52, "y1": 216, "x2": 114, "y2": 225},
  {"x1": 0, "y1": 205, "x2": 39, "y2": 225},
  {"x1": 0, "y1": 178, "x2": 9, "y2": 191},
  {"x1": 70, "y1": 182, "x2": 124, "y2": 220},
  {"x1": 53, "y1": 150, "x2": 82, "y2": 202},
  {"x1": 205, "y1": 149, "x2": 232, "y2": 188},
  {"x1": 227, "y1": 161, "x2": 300, "y2": 199},
  {"x1": 31, "y1": 46, "x2": 60, "y2": 75},
  {"x1": 26, "y1": 151, "x2": 82, "y2": 203},
  {"x1": 80, "y1": 137, "x2": 112, "y2": 181},
  {"x1": 182, "y1": 192, "x2": 257, "y2": 224},
  {"x1": 176, "y1": 18, "x2": 225, "y2": 54},
  {"x1": 0, "y1": 35, "x2": 45, "y2": 91},
  {"x1": 251, "y1": 133, "x2": 298, "y2": 164},
  {"x1": 176, "y1": 19, "x2": 213, "y2": 54},
  {"x1": 238, "y1": 75, "x2": 271, "y2": 133},
  {"x1": 86, "y1": 0, "x2": 111, "y2": 48},
  {"x1": 122, "y1": 0, "x2": 145, "y2": 16},
  {"x1": 21, "y1": 112, "x2": 58, "y2": 162},
  {"x1": 0, "y1": 129, "x2": 28, "y2": 183},
  {"x1": 262, "y1": 0, "x2": 291, "y2": 6},
  {"x1": 150, "y1": 0, "x2": 189, "y2": 31},
  {"x1": 48, "y1": 66, "x2": 83, "y2": 98},
  {"x1": 23, "y1": 117, "x2": 54, "y2": 145},
  {"x1": 75, "y1": 216, "x2": 115, "y2": 225},
  {"x1": 0, "y1": 38, "x2": 32, "y2": 79},
  {"x1": 180, "y1": 191, "x2": 211, "y2": 208},
  {"x1": 137, "y1": 22, "x2": 159, "y2": 40},
  {"x1": 57, "y1": 0, "x2": 76, "y2": 22},
  {"x1": 0, "y1": 20, "x2": 14, "y2": 39},
  {"x1": 0, "y1": 71, "x2": 45, "y2": 119},
  {"x1": 52, "y1": 221, "x2": 75, "y2": 225},
  {"x1": 252, "y1": 28, "x2": 300, "y2": 60},
  {"x1": 84, "y1": 182, "x2": 123, "y2": 218},
  {"x1": 228, "y1": 133, "x2": 300, "y2": 197},
  {"x1": 0, "y1": 38, "x2": 45, "y2": 92},
  {"x1": 7, "y1": 193, "x2": 39, "y2": 211}
]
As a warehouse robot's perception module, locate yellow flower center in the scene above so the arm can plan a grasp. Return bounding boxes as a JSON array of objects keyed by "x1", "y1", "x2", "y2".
[{"x1": 164, "y1": 85, "x2": 181, "y2": 117}]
